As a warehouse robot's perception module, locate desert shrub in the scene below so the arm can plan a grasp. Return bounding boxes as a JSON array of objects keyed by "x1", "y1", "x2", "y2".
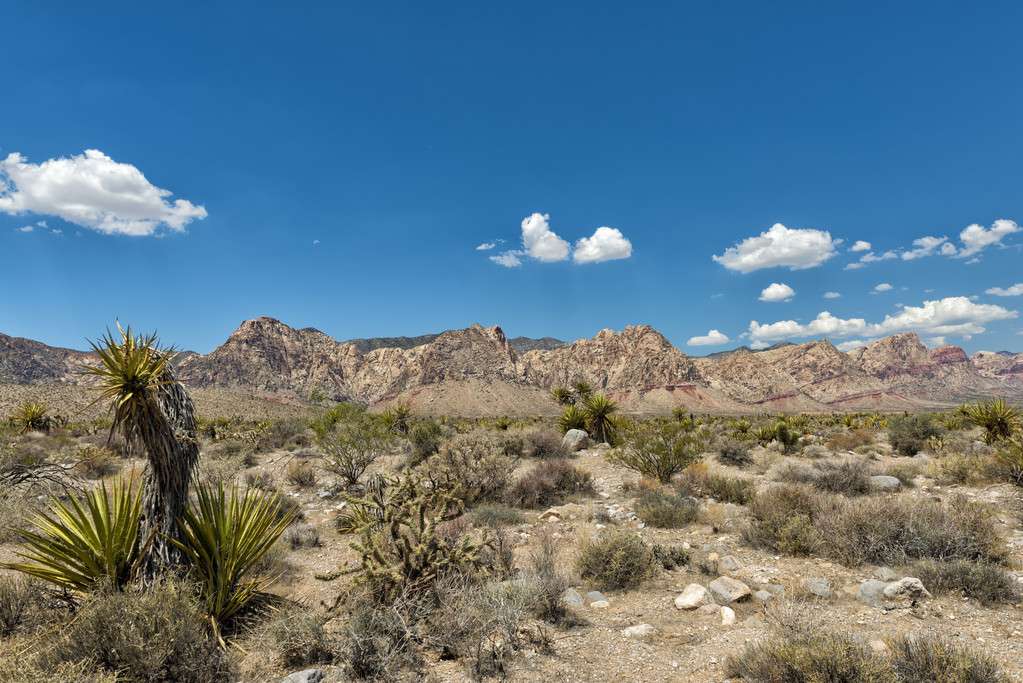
[
  {"x1": 884, "y1": 461, "x2": 922, "y2": 488},
  {"x1": 911, "y1": 559, "x2": 1021, "y2": 605},
  {"x1": 470, "y1": 503, "x2": 524, "y2": 528},
  {"x1": 994, "y1": 436, "x2": 1023, "y2": 487},
  {"x1": 929, "y1": 452, "x2": 1002, "y2": 486},
  {"x1": 41, "y1": 579, "x2": 230, "y2": 683},
  {"x1": 498, "y1": 433, "x2": 524, "y2": 458},
  {"x1": 634, "y1": 489, "x2": 699, "y2": 528},
  {"x1": 406, "y1": 419, "x2": 443, "y2": 467},
  {"x1": 888, "y1": 414, "x2": 944, "y2": 457},
  {"x1": 609, "y1": 422, "x2": 713, "y2": 483},
  {"x1": 717, "y1": 438, "x2": 754, "y2": 468},
  {"x1": 827, "y1": 429, "x2": 874, "y2": 451},
  {"x1": 528, "y1": 530, "x2": 570, "y2": 623},
  {"x1": 776, "y1": 459, "x2": 876, "y2": 496},
  {"x1": 773, "y1": 421, "x2": 801, "y2": 454},
  {"x1": 245, "y1": 470, "x2": 276, "y2": 490},
  {"x1": 320, "y1": 417, "x2": 389, "y2": 488},
  {"x1": 677, "y1": 465, "x2": 757, "y2": 504},
  {"x1": 72, "y1": 445, "x2": 120, "y2": 479},
  {"x1": 284, "y1": 522, "x2": 322, "y2": 550},
  {"x1": 264, "y1": 606, "x2": 337, "y2": 669},
  {"x1": 742, "y1": 484, "x2": 827, "y2": 556},
  {"x1": 337, "y1": 592, "x2": 424, "y2": 681},
  {"x1": 0, "y1": 575, "x2": 37, "y2": 637},
  {"x1": 651, "y1": 543, "x2": 690, "y2": 570},
  {"x1": 503, "y1": 459, "x2": 593, "y2": 508},
  {"x1": 523, "y1": 428, "x2": 570, "y2": 459},
  {"x1": 285, "y1": 459, "x2": 319, "y2": 488},
  {"x1": 576, "y1": 530, "x2": 654, "y2": 590},
  {"x1": 416, "y1": 431, "x2": 515, "y2": 505},
  {"x1": 725, "y1": 632, "x2": 1009, "y2": 683}
]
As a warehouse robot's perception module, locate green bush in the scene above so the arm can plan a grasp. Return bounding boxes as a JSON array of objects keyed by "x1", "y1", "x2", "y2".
[
  {"x1": 651, "y1": 543, "x2": 690, "y2": 570},
  {"x1": 576, "y1": 530, "x2": 654, "y2": 590},
  {"x1": 469, "y1": 504, "x2": 524, "y2": 528},
  {"x1": 406, "y1": 419, "x2": 443, "y2": 466},
  {"x1": 416, "y1": 430, "x2": 515, "y2": 505},
  {"x1": 503, "y1": 459, "x2": 593, "y2": 508},
  {"x1": 888, "y1": 414, "x2": 944, "y2": 457},
  {"x1": 609, "y1": 422, "x2": 713, "y2": 483},
  {"x1": 717, "y1": 438, "x2": 754, "y2": 468},
  {"x1": 741, "y1": 484, "x2": 826, "y2": 556},
  {"x1": 911, "y1": 559, "x2": 1021, "y2": 605},
  {"x1": 634, "y1": 489, "x2": 699, "y2": 528}
]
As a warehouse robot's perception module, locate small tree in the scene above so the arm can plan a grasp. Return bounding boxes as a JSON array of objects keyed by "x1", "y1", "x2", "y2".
[
  {"x1": 608, "y1": 421, "x2": 713, "y2": 483},
  {"x1": 321, "y1": 416, "x2": 390, "y2": 488}
]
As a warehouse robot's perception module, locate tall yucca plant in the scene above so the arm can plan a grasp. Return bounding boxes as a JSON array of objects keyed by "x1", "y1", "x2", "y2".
[
  {"x1": 2, "y1": 476, "x2": 145, "y2": 592},
  {"x1": 172, "y1": 481, "x2": 297, "y2": 638},
  {"x1": 81, "y1": 322, "x2": 199, "y2": 577},
  {"x1": 959, "y1": 398, "x2": 1022, "y2": 445},
  {"x1": 557, "y1": 404, "x2": 587, "y2": 435},
  {"x1": 583, "y1": 392, "x2": 618, "y2": 444},
  {"x1": 11, "y1": 399, "x2": 50, "y2": 433}
]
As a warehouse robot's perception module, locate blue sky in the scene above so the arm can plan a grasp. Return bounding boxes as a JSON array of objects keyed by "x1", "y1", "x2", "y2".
[{"x1": 2, "y1": 2, "x2": 1022, "y2": 355}]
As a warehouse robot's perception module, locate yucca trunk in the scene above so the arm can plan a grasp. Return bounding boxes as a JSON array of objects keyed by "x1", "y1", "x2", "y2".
[{"x1": 137, "y1": 365, "x2": 199, "y2": 578}]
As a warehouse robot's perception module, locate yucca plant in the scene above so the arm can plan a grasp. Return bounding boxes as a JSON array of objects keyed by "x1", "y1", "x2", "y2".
[
  {"x1": 583, "y1": 392, "x2": 619, "y2": 444},
  {"x1": 551, "y1": 386, "x2": 573, "y2": 405},
  {"x1": 3, "y1": 476, "x2": 145, "y2": 592},
  {"x1": 172, "y1": 481, "x2": 297, "y2": 638},
  {"x1": 81, "y1": 323, "x2": 199, "y2": 577},
  {"x1": 557, "y1": 404, "x2": 587, "y2": 435},
  {"x1": 573, "y1": 381, "x2": 592, "y2": 397},
  {"x1": 959, "y1": 398, "x2": 1022, "y2": 445},
  {"x1": 10, "y1": 399, "x2": 50, "y2": 433}
]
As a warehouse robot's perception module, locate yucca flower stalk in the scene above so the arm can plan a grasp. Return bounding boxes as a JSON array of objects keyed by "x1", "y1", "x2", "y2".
[
  {"x1": 81, "y1": 322, "x2": 199, "y2": 577},
  {"x1": 3, "y1": 476, "x2": 146, "y2": 592}
]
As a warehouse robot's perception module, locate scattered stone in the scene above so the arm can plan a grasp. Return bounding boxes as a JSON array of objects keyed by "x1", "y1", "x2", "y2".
[
  {"x1": 708, "y1": 576, "x2": 752, "y2": 604},
  {"x1": 806, "y1": 578, "x2": 831, "y2": 599},
  {"x1": 883, "y1": 578, "x2": 931, "y2": 602},
  {"x1": 563, "y1": 429, "x2": 590, "y2": 452},
  {"x1": 857, "y1": 580, "x2": 890, "y2": 607},
  {"x1": 675, "y1": 584, "x2": 713, "y2": 610},
  {"x1": 707, "y1": 552, "x2": 720, "y2": 563},
  {"x1": 753, "y1": 590, "x2": 776, "y2": 604},
  {"x1": 283, "y1": 670, "x2": 326, "y2": 683},
  {"x1": 586, "y1": 591, "x2": 607, "y2": 604},
  {"x1": 869, "y1": 475, "x2": 902, "y2": 492},
  {"x1": 316, "y1": 488, "x2": 333, "y2": 499},
  {"x1": 697, "y1": 603, "x2": 721, "y2": 616},
  {"x1": 766, "y1": 584, "x2": 787, "y2": 596},
  {"x1": 720, "y1": 606, "x2": 736, "y2": 626},
  {"x1": 869, "y1": 640, "x2": 888, "y2": 653},
  {"x1": 874, "y1": 567, "x2": 898, "y2": 582},
  {"x1": 702, "y1": 544, "x2": 714, "y2": 552},
  {"x1": 719, "y1": 555, "x2": 743, "y2": 571},
  {"x1": 744, "y1": 616, "x2": 766, "y2": 629},
  {"x1": 623, "y1": 624, "x2": 655, "y2": 640},
  {"x1": 590, "y1": 600, "x2": 610, "y2": 609},
  {"x1": 561, "y1": 588, "x2": 584, "y2": 607}
]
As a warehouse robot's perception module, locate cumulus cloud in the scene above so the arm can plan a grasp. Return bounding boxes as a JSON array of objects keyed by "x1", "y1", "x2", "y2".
[
  {"x1": 958, "y1": 219, "x2": 1019, "y2": 258},
  {"x1": 874, "y1": 283, "x2": 893, "y2": 292},
  {"x1": 688, "y1": 329, "x2": 731, "y2": 346},
  {"x1": 476, "y1": 242, "x2": 496, "y2": 251},
  {"x1": 823, "y1": 291, "x2": 841, "y2": 299},
  {"x1": 573, "y1": 226, "x2": 632, "y2": 263},
  {"x1": 521, "y1": 213, "x2": 570, "y2": 262},
  {"x1": 748, "y1": 297, "x2": 1017, "y2": 344},
  {"x1": 759, "y1": 282, "x2": 795, "y2": 302},
  {"x1": 313, "y1": 239, "x2": 320, "y2": 245},
  {"x1": 927, "y1": 336, "x2": 946, "y2": 347},
  {"x1": 712, "y1": 223, "x2": 838, "y2": 273},
  {"x1": 0, "y1": 150, "x2": 207, "y2": 236},
  {"x1": 850, "y1": 240, "x2": 871, "y2": 252},
  {"x1": 490, "y1": 251, "x2": 522, "y2": 267},
  {"x1": 836, "y1": 339, "x2": 878, "y2": 352},
  {"x1": 902, "y1": 236, "x2": 949, "y2": 260},
  {"x1": 986, "y1": 283, "x2": 1023, "y2": 296},
  {"x1": 17, "y1": 225, "x2": 32, "y2": 232}
]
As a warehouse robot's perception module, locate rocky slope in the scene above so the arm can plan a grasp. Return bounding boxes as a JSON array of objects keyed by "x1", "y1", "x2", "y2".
[{"x1": 3, "y1": 319, "x2": 1022, "y2": 415}]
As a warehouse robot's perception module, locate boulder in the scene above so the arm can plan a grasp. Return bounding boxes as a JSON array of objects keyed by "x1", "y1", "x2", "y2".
[
  {"x1": 708, "y1": 576, "x2": 752, "y2": 604},
  {"x1": 883, "y1": 577, "x2": 931, "y2": 602},
  {"x1": 283, "y1": 670, "x2": 326, "y2": 683},
  {"x1": 806, "y1": 578, "x2": 831, "y2": 599},
  {"x1": 563, "y1": 429, "x2": 590, "y2": 451},
  {"x1": 561, "y1": 587, "x2": 584, "y2": 607},
  {"x1": 720, "y1": 555, "x2": 743, "y2": 571},
  {"x1": 675, "y1": 584, "x2": 713, "y2": 610},
  {"x1": 873, "y1": 567, "x2": 897, "y2": 582},
  {"x1": 586, "y1": 590, "x2": 607, "y2": 604},
  {"x1": 623, "y1": 623, "x2": 655, "y2": 640},
  {"x1": 753, "y1": 590, "x2": 776, "y2": 604},
  {"x1": 856, "y1": 580, "x2": 890, "y2": 607},
  {"x1": 869, "y1": 475, "x2": 902, "y2": 492},
  {"x1": 720, "y1": 606, "x2": 736, "y2": 626}
]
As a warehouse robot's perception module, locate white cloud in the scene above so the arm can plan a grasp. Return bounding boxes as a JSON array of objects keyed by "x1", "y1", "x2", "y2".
[
  {"x1": 476, "y1": 242, "x2": 496, "y2": 251},
  {"x1": 958, "y1": 219, "x2": 1019, "y2": 258},
  {"x1": 712, "y1": 223, "x2": 838, "y2": 273},
  {"x1": 861, "y1": 250, "x2": 898, "y2": 263},
  {"x1": 748, "y1": 297, "x2": 1017, "y2": 343},
  {"x1": 573, "y1": 226, "x2": 632, "y2": 263},
  {"x1": 874, "y1": 283, "x2": 893, "y2": 292},
  {"x1": 312, "y1": 239, "x2": 320, "y2": 245},
  {"x1": 850, "y1": 240, "x2": 871, "y2": 252},
  {"x1": 759, "y1": 282, "x2": 795, "y2": 302},
  {"x1": 0, "y1": 150, "x2": 207, "y2": 236},
  {"x1": 823, "y1": 291, "x2": 841, "y2": 299},
  {"x1": 902, "y1": 236, "x2": 949, "y2": 260},
  {"x1": 940, "y1": 242, "x2": 957, "y2": 255},
  {"x1": 749, "y1": 341, "x2": 769, "y2": 350},
  {"x1": 490, "y1": 251, "x2": 522, "y2": 267},
  {"x1": 836, "y1": 338, "x2": 878, "y2": 352},
  {"x1": 844, "y1": 263, "x2": 864, "y2": 270},
  {"x1": 687, "y1": 329, "x2": 731, "y2": 346},
  {"x1": 521, "y1": 213, "x2": 570, "y2": 262},
  {"x1": 17, "y1": 225, "x2": 32, "y2": 232},
  {"x1": 986, "y1": 283, "x2": 1023, "y2": 296},
  {"x1": 926, "y1": 336, "x2": 946, "y2": 347}
]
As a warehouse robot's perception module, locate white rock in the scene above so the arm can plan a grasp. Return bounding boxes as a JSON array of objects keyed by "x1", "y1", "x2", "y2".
[
  {"x1": 623, "y1": 623, "x2": 655, "y2": 640},
  {"x1": 720, "y1": 606, "x2": 736, "y2": 626},
  {"x1": 675, "y1": 583, "x2": 714, "y2": 610}
]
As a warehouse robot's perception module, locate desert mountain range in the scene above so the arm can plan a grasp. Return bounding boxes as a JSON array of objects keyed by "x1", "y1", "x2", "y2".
[{"x1": 3, "y1": 317, "x2": 1023, "y2": 416}]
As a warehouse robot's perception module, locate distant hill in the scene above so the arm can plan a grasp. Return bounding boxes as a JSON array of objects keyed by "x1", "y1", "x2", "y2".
[{"x1": 343, "y1": 333, "x2": 568, "y2": 355}]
